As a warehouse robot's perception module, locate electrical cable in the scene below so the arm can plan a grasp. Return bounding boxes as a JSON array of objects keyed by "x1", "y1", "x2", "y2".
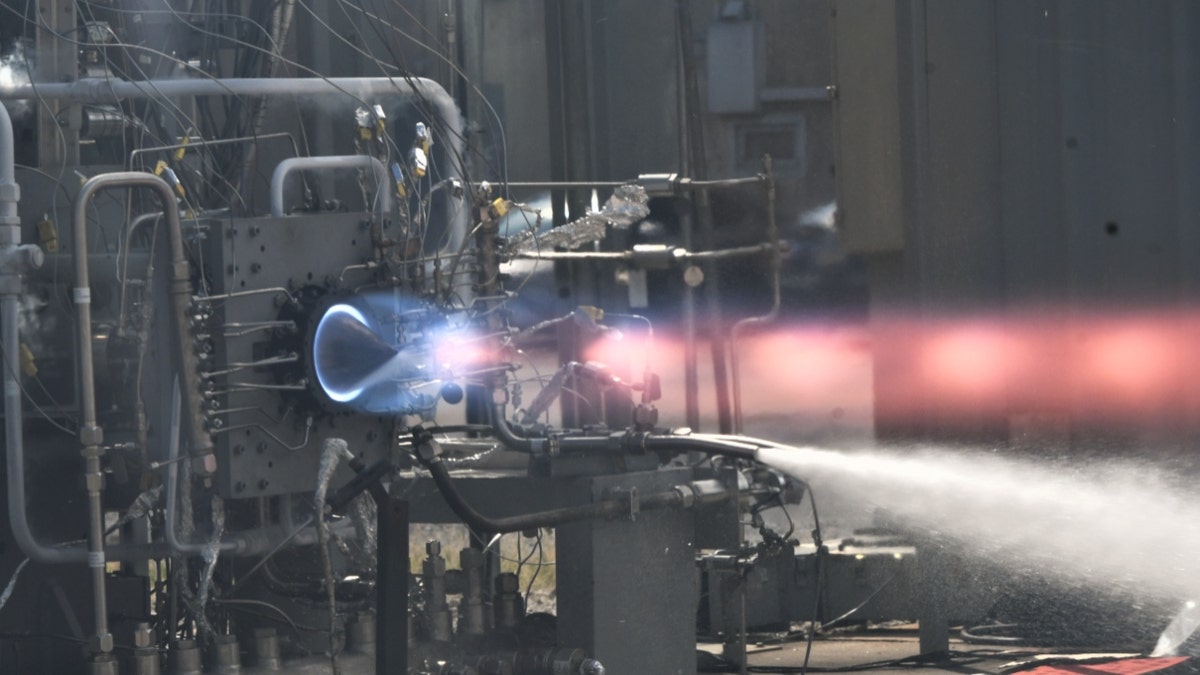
[
  {"x1": 338, "y1": 0, "x2": 509, "y2": 191},
  {"x1": 211, "y1": 597, "x2": 327, "y2": 642},
  {"x1": 5, "y1": 2, "x2": 255, "y2": 221},
  {"x1": 0, "y1": 334, "x2": 77, "y2": 436},
  {"x1": 525, "y1": 529, "x2": 545, "y2": 601}
]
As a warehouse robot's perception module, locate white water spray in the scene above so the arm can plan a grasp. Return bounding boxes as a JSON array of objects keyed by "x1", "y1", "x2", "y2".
[{"x1": 757, "y1": 444, "x2": 1200, "y2": 603}]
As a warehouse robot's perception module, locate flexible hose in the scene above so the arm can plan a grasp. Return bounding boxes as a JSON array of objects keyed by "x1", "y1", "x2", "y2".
[{"x1": 416, "y1": 429, "x2": 749, "y2": 533}]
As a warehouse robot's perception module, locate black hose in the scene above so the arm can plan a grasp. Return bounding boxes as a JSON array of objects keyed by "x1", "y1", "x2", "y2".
[
  {"x1": 485, "y1": 404, "x2": 762, "y2": 463},
  {"x1": 641, "y1": 434, "x2": 759, "y2": 461},
  {"x1": 420, "y1": 456, "x2": 734, "y2": 534},
  {"x1": 413, "y1": 423, "x2": 762, "y2": 533},
  {"x1": 488, "y1": 403, "x2": 536, "y2": 453},
  {"x1": 424, "y1": 459, "x2": 619, "y2": 533}
]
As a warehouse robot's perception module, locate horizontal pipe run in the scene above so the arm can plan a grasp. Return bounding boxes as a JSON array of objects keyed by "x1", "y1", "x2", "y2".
[
  {"x1": 510, "y1": 242, "x2": 780, "y2": 263},
  {"x1": 0, "y1": 76, "x2": 467, "y2": 253},
  {"x1": 421, "y1": 458, "x2": 734, "y2": 534}
]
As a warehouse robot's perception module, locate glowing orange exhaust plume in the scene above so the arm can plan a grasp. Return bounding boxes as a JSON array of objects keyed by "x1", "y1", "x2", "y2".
[{"x1": 582, "y1": 308, "x2": 1200, "y2": 430}]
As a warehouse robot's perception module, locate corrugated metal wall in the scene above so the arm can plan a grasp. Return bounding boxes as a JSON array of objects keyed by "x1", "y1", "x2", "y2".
[{"x1": 833, "y1": 0, "x2": 1200, "y2": 443}]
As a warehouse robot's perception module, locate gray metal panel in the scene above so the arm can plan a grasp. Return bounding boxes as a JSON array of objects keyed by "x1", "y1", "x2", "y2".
[
  {"x1": 838, "y1": 0, "x2": 1200, "y2": 440},
  {"x1": 207, "y1": 212, "x2": 393, "y2": 497},
  {"x1": 1172, "y1": 2, "x2": 1200, "y2": 298},
  {"x1": 921, "y1": 0, "x2": 1005, "y2": 309},
  {"x1": 838, "y1": 0, "x2": 1200, "y2": 306},
  {"x1": 557, "y1": 468, "x2": 698, "y2": 675},
  {"x1": 996, "y1": 1, "x2": 1069, "y2": 307},
  {"x1": 832, "y1": 0, "x2": 907, "y2": 253}
]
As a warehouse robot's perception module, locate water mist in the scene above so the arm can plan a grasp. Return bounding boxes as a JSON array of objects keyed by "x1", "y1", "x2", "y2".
[{"x1": 755, "y1": 443, "x2": 1200, "y2": 646}]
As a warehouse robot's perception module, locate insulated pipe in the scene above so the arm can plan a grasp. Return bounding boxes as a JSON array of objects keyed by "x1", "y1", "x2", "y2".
[
  {"x1": 1, "y1": 77, "x2": 467, "y2": 252},
  {"x1": 161, "y1": 381, "x2": 337, "y2": 557},
  {"x1": 269, "y1": 155, "x2": 391, "y2": 218},
  {"x1": 164, "y1": 379, "x2": 237, "y2": 555}
]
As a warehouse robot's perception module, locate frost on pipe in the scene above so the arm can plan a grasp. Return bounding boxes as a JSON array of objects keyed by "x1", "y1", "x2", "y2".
[{"x1": 310, "y1": 293, "x2": 476, "y2": 417}]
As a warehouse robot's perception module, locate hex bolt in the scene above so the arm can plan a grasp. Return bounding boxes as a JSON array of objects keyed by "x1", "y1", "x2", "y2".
[
  {"x1": 256, "y1": 441, "x2": 267, "y2": 453},
  {"x1": 250, "y1": 262, "x2": 262, "y2": 273},
  {"x1": 258, "y1": 479, "x2": 270, "y2": 490},
  {"x1": 235, "y1": 481, "x2": 246, "y2": 492},
  {"x1": 233, "y1": 444, "x2": 244, "y2": 455}
]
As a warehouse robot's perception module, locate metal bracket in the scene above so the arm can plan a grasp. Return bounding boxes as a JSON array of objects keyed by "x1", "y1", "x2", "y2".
[{"x1": 606, "y1": 487, "x2": 640, "y2": 522}]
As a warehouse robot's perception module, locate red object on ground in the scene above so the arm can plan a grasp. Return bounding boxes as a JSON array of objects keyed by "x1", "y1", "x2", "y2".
[{"x1": 1020, "y1": 656, "x2": 1189, "y2": 675}]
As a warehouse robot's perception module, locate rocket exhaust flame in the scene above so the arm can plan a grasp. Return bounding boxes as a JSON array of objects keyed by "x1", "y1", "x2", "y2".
[
  {"x1": 313, "y1": 304, "x2": 399, "y2": 402},
  {"x1": 309, "y1": 295, "x2": 492, "y2": 415},
  {"x1": 584, "y1": 308, "x2": 1200, "y2": 430}
]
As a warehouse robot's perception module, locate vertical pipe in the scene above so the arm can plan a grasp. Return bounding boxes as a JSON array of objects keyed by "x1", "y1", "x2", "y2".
[
  {"x1": 730, "y1": 157, "x2": 780, "y2": 433},
  {"x1": 74, "y1": 173, "x2": 214, "y2": 479},
  {"x1": 675, "y1": 2, "x2": 703, "y2": 431},
  {"x1": 0, "y1": 103, "x2": 23, "y2": 487},
  {"x1": 681, "y1": 209, "x2": 701, "y2": 431},
  {"x1": 70, "y1": 172, "x2": 205, "y2": 661},
  {"x1": 72, "y1": 180, "x2": 114, "y2": 660},
  {"x1": 698, "y1": 187, "x2": 733, "y2": 434}
]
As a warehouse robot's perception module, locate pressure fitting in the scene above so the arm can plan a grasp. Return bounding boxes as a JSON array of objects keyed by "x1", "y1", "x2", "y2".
[
  {"x1": 190, "y1": 452, "x2": 218, "y2": 478},
  {"x1": 412, "y1": 426, "x2": 443, "y2": 465},
  {"x1": 0, "y1": 244, "x2": 44, "y2": 273},
  {"x1": 0, "y1": 244, "x2": 43, "y2": 296}
]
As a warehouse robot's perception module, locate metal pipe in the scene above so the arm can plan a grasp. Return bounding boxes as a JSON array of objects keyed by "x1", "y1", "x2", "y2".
[
  {"x1": 698, "y1": 187, "x2": 734, "y2": 435},
  {"x1": 420, "y1": 454, "x2": 735, "y2": 534},
  {"x1": 476, "y1": 180, "x2": 626, "y2": 190},
  {"x1": 509, "y1": 242, "x2": 778, "y2": 262},
  {"x1": 0, "y1": 102, "x2": 16, "y2": 225},
  {"x1": 1, "y1": 100, "x2": 88, "y2": 565},
  {"x1": 1, "y1": 76, "x2": 467, "y2": 253},
  {"x1": 0, "y1": 160, "x2": 175, "y2": 565},
  {"x1": 489, "y1": 402, "x2": 539, "y2": 454},
  {"x1": 3, "y1": 288, "x2": 169, "y2": 566},
  {"x1": 75, "y1": 173, "x2": 216, "y2": 479},
  {"x1": 128, "y1": 131, "x2": 300, "y2": 171},
  {"x1": 731, "y1": 156, "x2": 781, "y2": 433},
  {"x1": 270, "y1": 155, "x2": 391, "y2": 218},
  {"x1": 469, "y1": 176, "x2": 766, "y2": 192}
]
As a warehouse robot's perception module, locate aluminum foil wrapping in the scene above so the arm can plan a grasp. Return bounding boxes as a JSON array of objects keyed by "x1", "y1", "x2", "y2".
[
  {"x1": 520, "y1": 362, "x2": 574, "y2": 426},
  {"x1": 335, "y1": 494, "x2": 377, "y2": 573},
  {"x1": 192, "y1": 494, "x2": 225, "y2": 637},
  {"x1": 510, "y1": 184, "x2": 649, "y2": 252}
]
